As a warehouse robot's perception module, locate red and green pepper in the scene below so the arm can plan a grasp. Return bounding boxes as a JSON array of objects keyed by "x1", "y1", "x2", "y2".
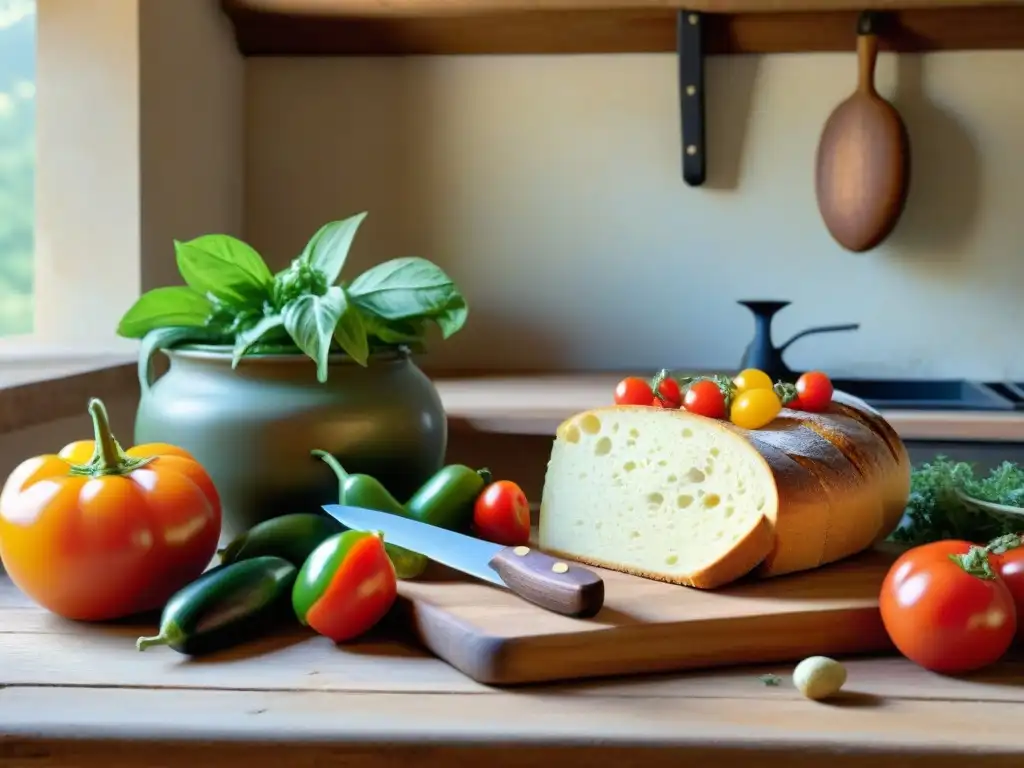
[{"x1": 292, "y1": 530, "x2": 398, "y2": 642}]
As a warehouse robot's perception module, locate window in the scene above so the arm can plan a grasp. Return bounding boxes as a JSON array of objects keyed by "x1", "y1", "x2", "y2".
[
  {"x1": 0, "y1": 0, "x2": 34, "y2": 339},
  {"x1": 0, "y1": 0, "x2": 236, "y2": 362}
]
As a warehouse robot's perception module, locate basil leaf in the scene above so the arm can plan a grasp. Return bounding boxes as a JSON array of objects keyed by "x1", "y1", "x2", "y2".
[
  {"x1": 348, "y1": 257, "x2": 459, "y2": 321},
  {"x1": 175, "y1": 234, "x2": 274, "y2": 310},
  {"x1": 283, "y1": 295, "x2": 337, "y2": 383},
  {"x1": 434, "y1": 293, "x2": 468, "y2": 339},
  {"x1": 232, "y1": 314, "x2": 286, "y2": 368},
  {"x1": 362, "y1": 314, "x2": 427, "y2": 345},
  {"x1": 117, "y1": 286, "x2": 213, "y2": 339},
  {"x1": 283, "y1": 287, "x2": 369, "y2": 382},
  {"x1": 331, "y1": 287, "x2": 370, "y2": 367},
  {"x1": 300, "y1": 211, "x2": 368, "y2": 286}
]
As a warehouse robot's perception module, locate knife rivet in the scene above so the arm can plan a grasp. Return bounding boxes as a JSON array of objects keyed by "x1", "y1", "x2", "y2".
[
  {"x1": 551, "y1": 562, "x2": 569, "y2": 574},
  {"x1": 513, "y1": 546, "x2": 531, "y2": 557}
]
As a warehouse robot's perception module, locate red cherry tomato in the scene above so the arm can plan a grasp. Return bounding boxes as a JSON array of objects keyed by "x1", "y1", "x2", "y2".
[
  {"x1": 655, "y1": 378, "x2": 682, "y2": 408},
  {"x1": 879, "y1": 540, "x2": 1016, "y2": 674},
  {"x1": 473, "y1": 480, "x2": 531, "y2": 546},
  {"x1": 614, "y1": 377, "x2": 653, "y2": 406},
  {"x1": 682, "y1": 380, "x2": 726, "y2": 419},
  {"x1": 792, "y1": 371, "x2": 834, "y2": 412}
]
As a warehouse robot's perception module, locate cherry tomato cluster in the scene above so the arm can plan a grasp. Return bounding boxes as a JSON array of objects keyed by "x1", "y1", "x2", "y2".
[
  {"x1": 880, "y1": 535, "x2": 1024, "y2": 674},
  {"x1": 612, "y1": 368, "x2": 835, "y2": 430}
]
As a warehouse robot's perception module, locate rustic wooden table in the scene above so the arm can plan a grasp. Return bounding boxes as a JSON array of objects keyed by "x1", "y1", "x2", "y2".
[{"x1": 3, "y1": 575, "x2": 1024, "y2": 768}]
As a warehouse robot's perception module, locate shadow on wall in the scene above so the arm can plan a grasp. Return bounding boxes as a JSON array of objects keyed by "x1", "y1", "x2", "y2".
[
  {"x1": 365, "y1": 65, "x2": 578, "y2": 373},
  {"x1": 420, "y1": 311, "x2": 574, "y2": 373},
  {"x1": 246, "y1": 60, "x2": 578, "y2": 371},
  {"x1": 244, "y1": 60, "x2": 422, "y2": 276},
  {"x1": 887, "y1": 56, "x2": 982, "y2": 262},
  {"x1": 703, "y1": 56, "x2": 763, "y2": 192}
]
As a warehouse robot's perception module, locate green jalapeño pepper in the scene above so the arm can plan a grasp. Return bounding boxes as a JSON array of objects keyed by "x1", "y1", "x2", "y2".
[
  {"x1": 405, "y1": 464, "x2": 492, "y2": 531},
  {"x1": 292, "y1": 530, "x2": 398, "y2": 643},
  {"x1": 312, "y1": 449, "x2": 490, "y2": 532},
  {"x1": 219, "y1": 513, "x2": 342, "y2": 567},
  {"x1": 312, "y1": 450, "x2": 428, "y2": 579},
  {"x1": 311, "y1": 450, "x2": 406, "y2": 516},
  {"x1": 136, "y1": 556, "x2": 297, "y2": 656}
]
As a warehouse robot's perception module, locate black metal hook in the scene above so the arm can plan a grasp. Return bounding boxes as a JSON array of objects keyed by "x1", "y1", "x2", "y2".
[{"x1": 677, "y1": 10, "x2": 706, "y2": 187}]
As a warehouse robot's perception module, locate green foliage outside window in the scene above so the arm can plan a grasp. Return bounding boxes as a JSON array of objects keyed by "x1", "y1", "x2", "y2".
[{"x1": 0, "y1": 0, "x2": 35, "y2": 337}]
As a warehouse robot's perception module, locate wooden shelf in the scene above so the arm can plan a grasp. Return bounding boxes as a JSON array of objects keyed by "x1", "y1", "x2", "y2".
[{"x1": 222, "y1": 0, "x2": 1024, "y2": 55}]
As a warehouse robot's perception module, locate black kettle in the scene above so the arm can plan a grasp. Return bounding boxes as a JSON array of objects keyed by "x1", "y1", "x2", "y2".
[{"x1": 737, "y1": 300, "x2": 859, "y2": 380}]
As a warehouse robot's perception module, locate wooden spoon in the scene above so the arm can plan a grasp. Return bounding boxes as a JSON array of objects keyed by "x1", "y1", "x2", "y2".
[{"x1": 815, "y1": 11, "x2": 910, "y2": 253}]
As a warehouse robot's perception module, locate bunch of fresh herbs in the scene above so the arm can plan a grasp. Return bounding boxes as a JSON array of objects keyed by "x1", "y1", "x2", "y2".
[
  {"x1": 117, "y1": 212, "x2": 467, "y2": 383},
  {"x1": 891, "y1": 456, "x2": 1024, "y2": 546}
]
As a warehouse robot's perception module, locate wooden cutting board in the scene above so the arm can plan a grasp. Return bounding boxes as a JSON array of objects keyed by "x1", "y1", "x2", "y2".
[{"x1": 390, "y1": 546, "x2": 899, "y2": 686}]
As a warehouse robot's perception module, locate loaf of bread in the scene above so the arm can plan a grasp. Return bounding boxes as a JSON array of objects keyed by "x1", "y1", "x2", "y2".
[{"x1": 537, "y1": 396, "x2": 911, "y2": 589}]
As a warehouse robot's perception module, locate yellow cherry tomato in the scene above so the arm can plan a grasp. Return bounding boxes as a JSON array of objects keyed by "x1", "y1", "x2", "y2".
[
  {"x1": 730, "y1": 388, "x2": 782, "y2": 430},
  {"x1": 733, "y1": 368, "x2": 774, "y2": 394}
]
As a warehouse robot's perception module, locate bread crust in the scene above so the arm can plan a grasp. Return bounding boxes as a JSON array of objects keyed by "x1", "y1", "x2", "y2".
[
  {"x1": 737, "y1": 415, "x2": 883, "y2": 567},
  {"x1": 781, "y1": 408, "x2": 897, "y2": 559},
  {"x1": 828, "y1": 400, "x2": 912, "y2": 541},
  {"x1": 739, "y1": 435, "x2": 829, "y2": 577}
]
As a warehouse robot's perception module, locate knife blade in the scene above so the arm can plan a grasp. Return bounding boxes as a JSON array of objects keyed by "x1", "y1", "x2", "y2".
[{"x1": 322, "y1": 504, "x2": 605, "y2": 619}]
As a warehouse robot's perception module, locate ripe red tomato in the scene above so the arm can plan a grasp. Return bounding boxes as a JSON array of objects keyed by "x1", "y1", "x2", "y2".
[
  {"x1": 0, "y1": 399, "x2": 221, "y2": 622},
  {"x1": 988, "y1": 534, "x2": 1024, "y2": 634},
  {"x1": 473, "y1": 480, "x2": 531, "y2": 546},
  {"x1": 879, "y1": 540, "x2": 1017, "y2": 674},
  {"x1": 682, "y1": 380, "x2": 726, "y2": 419},
  {"x1": 614, "y1": 377, "x2": 653, "y2": 406},
  {"x1": 654, "y1": 378, "x2": 682, "y2": 408},
  {"x1": 792, "y1": 371, "x2": 834, "y2": 412}
]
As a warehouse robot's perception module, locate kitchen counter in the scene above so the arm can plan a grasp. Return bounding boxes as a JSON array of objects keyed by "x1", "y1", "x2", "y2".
[
  {"x1": 2, "y1": 366, "x2": 1023, "y2": 443},
  {"x1": 436, "y1": 374, "x2": 1024, "y2": 443},
  {"x1": 4, "y1": 575, "x2": 1024, "y2": 767}
]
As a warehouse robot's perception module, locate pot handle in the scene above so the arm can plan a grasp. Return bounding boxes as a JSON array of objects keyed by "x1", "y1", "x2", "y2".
[{"x1": 137, "y1": 328, "x2": 216, "y2": 394}]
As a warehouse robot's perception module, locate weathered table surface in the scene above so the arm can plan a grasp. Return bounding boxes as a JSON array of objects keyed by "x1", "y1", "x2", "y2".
[{"x1": 4, "y1": 575, "x2": 1024, "y2": 768}]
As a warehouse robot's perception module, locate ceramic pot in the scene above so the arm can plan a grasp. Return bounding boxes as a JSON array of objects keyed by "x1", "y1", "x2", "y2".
[{"x1": 135, "y1": 345, "x2": 447, "y2": 540}]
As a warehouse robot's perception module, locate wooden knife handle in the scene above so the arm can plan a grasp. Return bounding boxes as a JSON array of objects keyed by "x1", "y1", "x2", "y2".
[{"x1": 488, "y1": 545, "x2": 605, "y2": 619}]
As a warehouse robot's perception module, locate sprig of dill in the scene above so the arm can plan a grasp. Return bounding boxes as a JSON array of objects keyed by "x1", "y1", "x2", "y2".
[{"x1": 890, "y1": 456, "x2": 1024, "y2": 546}]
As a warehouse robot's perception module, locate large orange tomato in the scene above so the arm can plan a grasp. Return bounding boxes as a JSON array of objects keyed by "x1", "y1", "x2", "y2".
[
  {"x1": 879, "y1": 539, "x2": 1017, "y2": 674},
  {"x1": 0, "y1": 398, "x2": 222, "y2": 621}
]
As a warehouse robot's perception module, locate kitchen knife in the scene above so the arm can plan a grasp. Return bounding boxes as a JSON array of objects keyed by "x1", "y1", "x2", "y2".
[{"x1": 322, "y1": 504, "x2": 605, "y2": 619}]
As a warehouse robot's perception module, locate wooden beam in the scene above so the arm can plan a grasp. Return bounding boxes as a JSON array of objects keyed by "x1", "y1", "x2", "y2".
[
  {"x1": 222, "y1": 1, "x2": 1024, "y2": 55},
  {"x1": 228, "y1": 0, "x2": 1023, "y2": 17}
]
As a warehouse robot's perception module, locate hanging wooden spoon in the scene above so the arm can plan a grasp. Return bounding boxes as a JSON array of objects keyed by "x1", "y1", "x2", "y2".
[{"x1": 815, "y1": 11, "x2": 911, "y2": 253}]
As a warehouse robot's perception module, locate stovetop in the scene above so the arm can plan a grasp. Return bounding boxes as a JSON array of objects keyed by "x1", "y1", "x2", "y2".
[{"x1": 828, "y1": 378, "x2": 1024, "y2": 412}]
